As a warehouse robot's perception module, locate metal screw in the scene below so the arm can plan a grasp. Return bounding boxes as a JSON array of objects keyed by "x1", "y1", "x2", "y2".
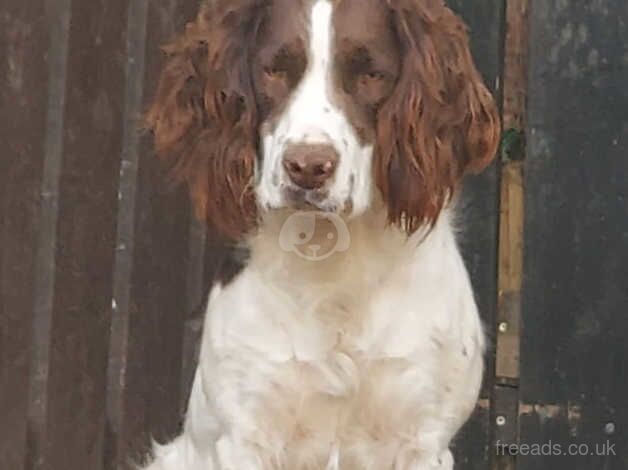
[
  {"x1": 498, "y1": 322, "x2": 508, "y2": 333},
  {"x1": 605, "y1": 422, "x2": 616, "y2": 435},
  {"x1": 496, "y1": 416, "x2": 507, "y2": 426}
]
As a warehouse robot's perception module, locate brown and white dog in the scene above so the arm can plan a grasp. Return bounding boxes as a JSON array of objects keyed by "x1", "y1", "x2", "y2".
[{"x1": 143, "y1": 0, "x2": 500, "y2": 468}]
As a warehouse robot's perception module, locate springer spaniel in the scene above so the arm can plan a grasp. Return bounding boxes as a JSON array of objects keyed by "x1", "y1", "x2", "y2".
[{"x1": 143, "y1": 0, "x2": 500, "y2": 468}]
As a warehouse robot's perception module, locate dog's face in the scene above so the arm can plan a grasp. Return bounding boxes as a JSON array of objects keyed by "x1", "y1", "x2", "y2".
[
  {"x1": 253, "y1": 0, "x2": 399, "y2": 216},
  {"x1": 147, "y1": 0, "x2": 500, "y2": 239}
]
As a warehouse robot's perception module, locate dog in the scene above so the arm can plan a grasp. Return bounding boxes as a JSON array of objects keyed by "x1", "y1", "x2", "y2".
[{"x1": 142, "y1": 0, "x2": 500, "y2": 468}]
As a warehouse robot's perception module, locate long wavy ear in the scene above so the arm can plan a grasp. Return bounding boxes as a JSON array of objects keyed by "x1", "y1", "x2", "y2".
[
  {"x1": 146, "y1": 1, "x2": 265, "y2": 239},
  {"x1": 375, "y1": 0, "x2": 501, "y2": 233}
]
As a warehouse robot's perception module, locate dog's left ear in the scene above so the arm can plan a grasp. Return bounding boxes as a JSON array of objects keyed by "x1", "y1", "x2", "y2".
[{"x1": 376, "y1": 0, "x2": 501, "y2": 233}]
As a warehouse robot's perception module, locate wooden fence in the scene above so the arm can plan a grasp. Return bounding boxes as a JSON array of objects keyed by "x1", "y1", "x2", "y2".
[{"x1": 1, "y1": 0, "x2": 626, "y2": 469}]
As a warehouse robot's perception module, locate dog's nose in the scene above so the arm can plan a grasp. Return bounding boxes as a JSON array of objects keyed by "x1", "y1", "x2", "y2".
[{"x1": 282, "y1": 144, "x2": 339, "y2": 190}]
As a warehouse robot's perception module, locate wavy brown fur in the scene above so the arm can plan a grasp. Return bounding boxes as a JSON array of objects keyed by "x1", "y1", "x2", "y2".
[
  {"x1": 375, "y1": 0, "x2": 501, "y2": 233},
  {"x1": 146, "y1": 0, "x2": 500, "y2": 238},
  {"x1": 145, "y1": 0, "x2": 266, "y2": 239}
]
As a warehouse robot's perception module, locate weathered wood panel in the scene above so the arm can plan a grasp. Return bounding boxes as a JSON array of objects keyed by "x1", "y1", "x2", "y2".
[
  {"x1": 5, "y1": 1, "x2": 626, "y2": 469},
  {"x1": 521, "y1": 0, "x2": 628, "y2": 469},
  {"x1": 104, "y1": 1, "x2": 201, "y2": 469},
  {"x1": 446, "y1": 1, "x2": 505, "y2": 468},
  {"x1": 492, "y1": 0, "x2": 529, "y2": 469},
  {"x1": 0, "y1": 3, "x2": 49, "y2": 470},
  {"x1": 40, "y1": 0, "x2": 127, "y2": 468}
]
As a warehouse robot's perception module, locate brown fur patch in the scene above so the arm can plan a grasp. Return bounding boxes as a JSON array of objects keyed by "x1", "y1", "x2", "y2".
[
  {"x1": 374, "y1": 0, "x2": 501, "y2": 232},
  {"x1": 145, "y1": 0, "x2": 266, "y2": 239}
]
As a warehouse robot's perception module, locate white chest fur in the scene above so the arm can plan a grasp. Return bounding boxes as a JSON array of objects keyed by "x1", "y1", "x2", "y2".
[{"x1": 179, "y1": 210, "x2": 485, "y2": 470}]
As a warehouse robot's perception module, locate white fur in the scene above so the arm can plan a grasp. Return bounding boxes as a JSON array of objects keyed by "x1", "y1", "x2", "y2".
[
  {"x1": 142, "y1": 206, "x2": 485, "y2": 470},
  {"x1": 257, "y1": 0, "x2": 373, "y2": 216}
]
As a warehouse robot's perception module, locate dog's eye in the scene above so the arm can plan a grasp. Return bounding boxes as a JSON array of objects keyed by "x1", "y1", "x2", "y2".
[
  {"x1": 360, "y1": 71, "x2": 386, "y2": 81},
  {"x1": 264, "y1": 66, "x2": 289, "y2": 81},
  {"x1": 261, "y1": 44, "x2": 307, "y2": 88}
]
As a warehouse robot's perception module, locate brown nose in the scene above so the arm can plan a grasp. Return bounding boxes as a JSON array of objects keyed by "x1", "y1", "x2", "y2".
[{"x1": 282, "y1": 144, "x2": 339, "y2": 190}]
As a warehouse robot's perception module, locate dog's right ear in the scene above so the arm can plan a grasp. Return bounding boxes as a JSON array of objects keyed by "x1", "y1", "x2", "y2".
[{"x1": 146, "y1": 1, "x2": 266, "y2": 239}]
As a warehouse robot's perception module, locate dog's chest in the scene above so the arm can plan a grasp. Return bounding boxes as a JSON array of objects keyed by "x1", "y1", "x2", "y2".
[
  {"x1": 206, "y1": 236, "x2": 482, "y2": 467},
  {"x1": 246, "y1": 295, "x2": 444, "y2": 465}
]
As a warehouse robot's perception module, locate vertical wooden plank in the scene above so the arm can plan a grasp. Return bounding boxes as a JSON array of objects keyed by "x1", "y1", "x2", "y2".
[
  {"x1": 521, "y1": 0, "x2": 628, "y2": 469},
  {"x1": 104, "y1": 1, "x2": 200, "y2": 468},
  {"x1": 42, "y1": 0, "x2": 127, "y2": 468},
  {"x1": 496, "y1": 0, "x2": 528, "y2": 383},
  {"x1": 104, "y1": 0, "x2": 150, "y2": 468},
  {"x1": 446, "y1": 1, "x2": 504, "y2": 468},
  {"x1": 496, "y1": 162, "x2": 524, "y2": 381},
  {"x1": 493, "y1": 0, "x2": 529, "y2": 469},
  {"x1": 0, "y1": 3, "x2": 48, "y2": 469},
  {"x1": 25, "y1": 2, "x2": 72, "y2": 469}
]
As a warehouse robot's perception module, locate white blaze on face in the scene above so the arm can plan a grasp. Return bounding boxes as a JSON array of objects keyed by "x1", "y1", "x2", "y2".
[{"x1": 256, "y1": 0, "x2": 374, "y2": 216}]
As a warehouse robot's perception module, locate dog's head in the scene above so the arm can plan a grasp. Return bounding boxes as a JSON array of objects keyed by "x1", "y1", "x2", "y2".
[{"x1": 147, "y1": 0, "x2": 500, "y2": 238}]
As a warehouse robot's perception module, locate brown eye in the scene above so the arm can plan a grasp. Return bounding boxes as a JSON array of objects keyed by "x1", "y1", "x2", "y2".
[
  {"x1": 264, "y1": 66, "x2": 288, "y2": 81},
  {"x1": 361, "y1": 71, "x2": 386, "y2": 81},
  {"x1": 352, "y1": 69, "x2": 394, "y2": 108}
]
